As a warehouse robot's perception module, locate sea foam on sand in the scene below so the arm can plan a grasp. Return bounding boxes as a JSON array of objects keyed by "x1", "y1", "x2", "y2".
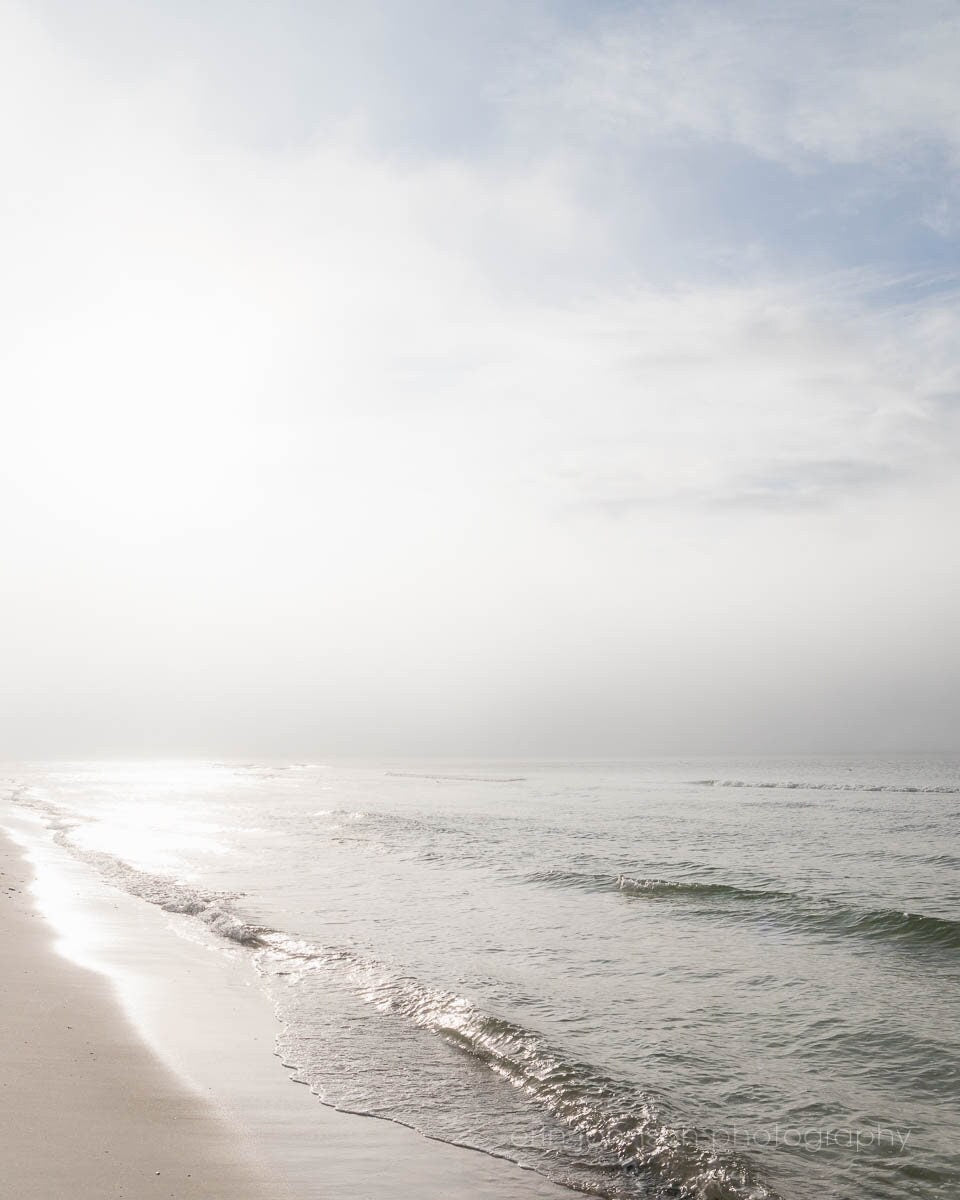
[{"x1": 0, "y1": 816, "x2": 569, "y2": 1200}]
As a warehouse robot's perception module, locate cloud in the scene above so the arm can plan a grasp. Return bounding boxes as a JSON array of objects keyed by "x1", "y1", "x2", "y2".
[
  {"x1": 1, "y1": 0, "x2": 959, "y2": 753},
  {"x1": 542, "y1": 275, "x2": 960, "y2": 517},
  {"x1": 2, "y1": 4, "x2": 957, "y2": 554},
  {"x1": 580, "y1": 457, "x2": 904, "y2": 515},
  {"x1": 718, "y1": 458, "x2": 903, "y2": 510},
  {"x1": 521, "y1": 1, "x2": 960, "y2": 170}
]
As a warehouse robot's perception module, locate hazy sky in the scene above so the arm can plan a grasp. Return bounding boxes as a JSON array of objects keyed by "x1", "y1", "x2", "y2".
[{"x1": 2, "y1": 0, "x2": 959, "y2": 757}]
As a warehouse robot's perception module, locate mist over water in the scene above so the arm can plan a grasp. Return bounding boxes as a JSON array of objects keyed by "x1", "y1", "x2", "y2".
[
  {"x1": 4, "y1": 4, "x2": 960, "y2": 766},
  {"x1": 8, "y1": 756, "x2": 959, "y2": 1200},
  {"x1": 4, "y1": 6, "x2": 959, "y2": 1196}
]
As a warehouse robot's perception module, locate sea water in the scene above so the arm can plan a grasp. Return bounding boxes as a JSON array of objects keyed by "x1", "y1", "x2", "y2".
[{"x1": 5, "y1": 757, "x2": 958, "y2": 1200}]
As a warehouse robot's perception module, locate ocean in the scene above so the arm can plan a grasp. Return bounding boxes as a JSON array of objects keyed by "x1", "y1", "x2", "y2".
[{"x1": 5, "y1": 756, "x2": 959, "y2": 1200}]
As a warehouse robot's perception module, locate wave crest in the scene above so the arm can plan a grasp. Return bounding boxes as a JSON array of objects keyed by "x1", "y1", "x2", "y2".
[
  {"x1": 259, "y1": 934, "x2": 777, "y2": 1200},
  {"x1": 691, "y1": 779, "x2": 960, "y2": 794},
  {"x1": 529, "y1": 871, "x2": 960, "y2": 951}
]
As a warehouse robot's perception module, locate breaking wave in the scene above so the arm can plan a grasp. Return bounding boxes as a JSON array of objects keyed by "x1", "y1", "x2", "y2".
[
  {"x1": 528, "y1": 871, "x2": 960, "y2": 952},
  {"x1": 12, "y1": 789, "x2": 774, "y2": 1200},
  {"x1": 68, "y1": 846, "x2": 271, "y2": 946},
  {"x1": 10, "y1": 792, "x2": 269, "y2": 946},
  {"x1": 260, "y1": 934, "x2": 777, "y2": 1200}
]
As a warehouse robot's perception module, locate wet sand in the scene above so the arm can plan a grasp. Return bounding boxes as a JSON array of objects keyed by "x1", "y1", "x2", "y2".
[
  {"x1": 1, "y1": 824, "x2": 571, "y2": 1200},
  {"x1": 0, "y1": 830, "x2": 282, "y2": 1199}
]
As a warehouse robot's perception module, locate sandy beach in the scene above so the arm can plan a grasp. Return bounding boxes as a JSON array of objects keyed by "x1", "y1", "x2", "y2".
[
  {"x1": 3, "y1": 756, "x2": 957, "y2": 1200},
  {"x1": 0, "y1": 830, "x2": 280, "y2": 1199},
  {"x1": 3, "y1": 3, "x2": 955, "y2": 1197},
  {"x1": 1, "y1": 820, "x2": 573, "y2": 1200}
]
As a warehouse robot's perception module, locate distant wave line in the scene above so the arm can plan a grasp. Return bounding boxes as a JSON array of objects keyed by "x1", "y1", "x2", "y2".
[
  {"x1": 12, "y1": 787, "x2": 773, "y2": 1200},
  {"x1": 527, "y1": 870, "x2": 960, "y2": 951},
  {"x1": 690, "y1": 779, "x2": 960, "y2": 794},
  {"x1": 385, "y1": 772, "x2": 526, "y2": 783}
]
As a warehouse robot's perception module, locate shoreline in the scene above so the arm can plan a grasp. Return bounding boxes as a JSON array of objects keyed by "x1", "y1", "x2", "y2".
[
  {"x1": 1, "y1": 814, "x2": 571, "y2": 1200},
  {"x1": 0, "y1": 828, "x2": 280, "y2": 1199}
]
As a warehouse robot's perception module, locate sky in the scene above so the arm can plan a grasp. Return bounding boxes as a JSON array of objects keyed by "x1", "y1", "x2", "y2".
[{"x1": 2, "y1": 0, "x2": 959, "y2": 758}]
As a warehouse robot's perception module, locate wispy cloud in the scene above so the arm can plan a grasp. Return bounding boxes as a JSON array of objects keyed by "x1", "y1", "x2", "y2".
[
  {"x1": 523, "y1": 1, "x2": 960, "y2": 169},
  {"x1": 501, "y1": 1, "x2": 960, "y2": 289},
  {"x1": 575, "y1": 457, "x2": 904, "y2": 516},
  {"x1": 1, "y1": 0, "x2": 959, "y2": 753}
]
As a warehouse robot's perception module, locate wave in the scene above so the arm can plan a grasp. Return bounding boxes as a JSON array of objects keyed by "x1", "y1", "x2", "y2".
[
  {"x1": 10, "y1": 792, "x2": 270, "y2": 946},
  {"x1": 260, "y1": 934, "x2": 777, "y2": 1200},
  {"x1": 922, "y1": 852, "x2": 960, "y2": 868},
  {"x1": 527, "y1": 870, "x2": 791, "y2": 903},
  {"x1": 71, "y1": 846, "x2": 271, "y2": 946},
  {"x1": 14, "y1": 789, "x2": 773, "y2": 1200},
  {"x1": 528, "y1": 870, "x2": 960, "y2": 952},
  {"x1": 385, "y1": 772, "x2": 526, "y2": 783},
  {"x1": 691, "y1": 779, "x2": 960, "y2": 794}
]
